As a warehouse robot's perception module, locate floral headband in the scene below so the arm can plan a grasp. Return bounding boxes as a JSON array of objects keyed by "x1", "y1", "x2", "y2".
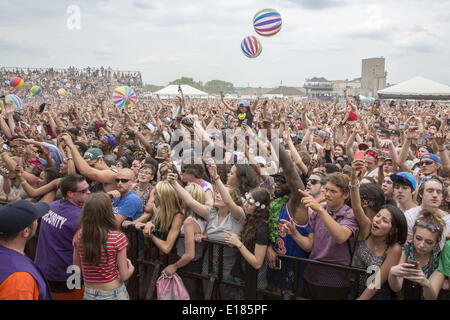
[{"x1": 244, "y1": 193, "x2": 266, "y2": 209}]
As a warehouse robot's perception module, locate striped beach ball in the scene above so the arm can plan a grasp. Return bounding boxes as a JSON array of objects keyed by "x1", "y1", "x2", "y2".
[
  {"x1": 5, "y1": 94, "x2": 22, "y2": 109},
  {"x1": 9, "y1": 77, "x2": 24, "y2": 89},
  {"x1": 253, "y1": 8, "x2": 282, "y2": 37},
  {"x1": 241, "y1": 36, "x2": 262, "y2": 58}
]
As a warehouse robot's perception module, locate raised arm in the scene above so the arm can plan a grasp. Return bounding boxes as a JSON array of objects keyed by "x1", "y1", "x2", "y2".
[
  {"x1": 349, "y1": 160, "x2": 372, "y2": 239},
  {"x1": 273, "y1": 139, "x2": 308, "y2": 225},
  {"x1": 61, "y1": 133, "x2": 117, "y2": 184},
  {"x1": 206, "y1": 160, "x2": 244, "y2": 221},
  {"x1": 167, "y1": 172, "x2": 210, "y2": 218}
]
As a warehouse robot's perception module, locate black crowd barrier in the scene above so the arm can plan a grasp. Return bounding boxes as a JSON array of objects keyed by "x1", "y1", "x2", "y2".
[{"x1": 121, "y1": 226, "x2": 368, "y2": 300}]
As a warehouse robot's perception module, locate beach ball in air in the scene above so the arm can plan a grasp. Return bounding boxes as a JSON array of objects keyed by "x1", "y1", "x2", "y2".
[
  {"x1": 10, "y1": 77, "x2": 24, "y2": 89},
  {"x1": 241, "y1": 36, "x2": 262, "y2": 58},
  {"x1": 5, "y1": 94, "x2": 22, "y2": 109},
  {"x1": 253, "y1": 8, "x2": 282, "y2": 37},
  {"x1": 30, "y1": 85, "x2": 42, "y2": 96},
  {"x1": 58, "y1": 88, "x2": 66, "y2": 96}
]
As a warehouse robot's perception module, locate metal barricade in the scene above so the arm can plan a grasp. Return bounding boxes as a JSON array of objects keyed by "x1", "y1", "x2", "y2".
[{"x1": 122, "y1": 226, "x2": 368, "y2": 300}]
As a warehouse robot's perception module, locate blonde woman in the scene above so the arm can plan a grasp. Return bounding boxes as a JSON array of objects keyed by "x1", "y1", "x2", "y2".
[
  {"x1": 139, "y1": 180, "x2": 184, "y2": 255},
  {"x1": 163, "y1": 183, "x2": 207, "y2": 299}
]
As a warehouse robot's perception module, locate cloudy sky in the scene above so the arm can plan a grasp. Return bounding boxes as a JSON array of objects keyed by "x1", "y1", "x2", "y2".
[{"x1": 1, "y1": 0, "x2": 449, "y2": 88}]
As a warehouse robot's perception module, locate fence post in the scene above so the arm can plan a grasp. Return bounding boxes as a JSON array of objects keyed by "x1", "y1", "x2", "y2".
[{"x1": 244, "y1": 262, "x2": 258, "y2": 299}]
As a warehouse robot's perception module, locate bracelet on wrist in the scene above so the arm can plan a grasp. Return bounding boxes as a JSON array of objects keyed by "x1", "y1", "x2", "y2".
[
  {"x1": 238, "y1": 243, "x2": 244, "y2": 250},
  {"x1": 438, "y1": 148, "x2": 447, "y2": 153},
  {"x1": 349, "y1": 182, "x2": 360, "y2": 190}
]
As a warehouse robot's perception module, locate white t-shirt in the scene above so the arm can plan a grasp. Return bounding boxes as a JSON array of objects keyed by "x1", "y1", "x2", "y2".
[{"x1": 404, "y1": 206, "x2": 450, "y2": 251}]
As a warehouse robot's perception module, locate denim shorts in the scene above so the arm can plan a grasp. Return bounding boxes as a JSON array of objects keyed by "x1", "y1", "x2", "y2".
[{"x1": 84, "y1": 283, "x2": 129, "y2": 300}]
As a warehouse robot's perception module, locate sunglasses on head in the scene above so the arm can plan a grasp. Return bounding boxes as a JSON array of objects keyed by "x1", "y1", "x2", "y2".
[
  {"x1": 115, "y1": 178, "x2": 130, "y2": 183},
  {"x1": 420, "y1": 160, "x2": 434, "y2": 166},
  {"x1": 415, "y1": 219, "x2": 441, "y2": 233}
]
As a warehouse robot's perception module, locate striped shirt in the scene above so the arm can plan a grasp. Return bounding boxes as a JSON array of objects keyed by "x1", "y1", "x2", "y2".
[{"x1": 72, "y1": 230, "x2": 128, "y2": 284}]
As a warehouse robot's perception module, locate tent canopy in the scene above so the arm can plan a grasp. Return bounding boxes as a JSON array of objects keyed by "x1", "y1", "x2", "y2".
[
  {"x1": 377, "y1": 76, "x2": 450, "y2": 100},
  {"x1": 155, "y1": 84, "x2": 208, "y2": 96}
]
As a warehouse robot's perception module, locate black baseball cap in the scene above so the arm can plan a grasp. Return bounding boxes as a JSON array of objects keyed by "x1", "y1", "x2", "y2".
[{"x1": 0, "y1": 200, "x2": 50, "y2": 235}]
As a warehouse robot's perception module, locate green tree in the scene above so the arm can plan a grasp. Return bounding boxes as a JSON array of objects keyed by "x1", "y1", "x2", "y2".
[{"x1": 204, "y1": 80, "x2": 235, "y2": 94}]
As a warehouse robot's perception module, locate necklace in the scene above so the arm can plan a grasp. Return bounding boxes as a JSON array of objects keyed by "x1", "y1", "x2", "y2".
[{"x1": 136, "y1": 183, "x2": 149, "y2": 194}]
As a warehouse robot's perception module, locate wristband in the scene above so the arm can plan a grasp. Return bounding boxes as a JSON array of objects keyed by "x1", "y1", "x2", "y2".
[
  {"x1": 238, "y1": 243, "x2": 244, "y2": 250},
  {"x1": 349, "y1": 182, "x2": 360, "y2": 190},
  {"x1": 439, "y1": 148, "x2": 447, "y2": 153}
]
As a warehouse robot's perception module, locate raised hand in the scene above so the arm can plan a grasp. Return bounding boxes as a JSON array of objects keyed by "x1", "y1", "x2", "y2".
[{"x1": 297, "y1": 188, "x2": 322, "y2": 212}]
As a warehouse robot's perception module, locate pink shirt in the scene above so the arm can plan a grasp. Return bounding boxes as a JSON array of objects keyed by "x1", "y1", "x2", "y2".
[{"x1": 73, "y1": 230, "x2": 128, "y2": 283}]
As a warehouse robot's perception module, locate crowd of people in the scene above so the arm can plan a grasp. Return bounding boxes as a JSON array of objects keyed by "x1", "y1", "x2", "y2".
[
  {"x1": 0, "y1": 67, "x2": 143, "y2": 100},
  {"x1": 0, "y1": 67, "x2": 449, "y2": 301}
]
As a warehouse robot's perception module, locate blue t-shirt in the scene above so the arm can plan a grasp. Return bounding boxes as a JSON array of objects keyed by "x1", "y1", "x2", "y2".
[
  {"x1": 267, "y1": 203, "x2": 310, "y2": 290},
  {"x1": 112, "y1": 190, "x2": 143, "y2": 222}
]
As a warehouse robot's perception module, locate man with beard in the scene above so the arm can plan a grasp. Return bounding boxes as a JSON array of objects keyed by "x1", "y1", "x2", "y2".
[{"x1": 266, "y1": 143, "x2": 310, "y2": 293}]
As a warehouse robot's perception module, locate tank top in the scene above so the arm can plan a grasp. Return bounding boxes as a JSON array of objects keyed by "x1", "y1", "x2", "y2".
[
  {"x1": 351, "y1": 239, "x2": 387, "y2": 287},
  {"x1": 176, "y1": 216, "x2": 207, "y2": 261}
]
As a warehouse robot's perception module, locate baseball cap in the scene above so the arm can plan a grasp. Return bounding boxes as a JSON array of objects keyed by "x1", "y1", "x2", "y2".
[
  {"x1": 83, "y1": 148, "x2": 104, "y2": 161},
  {"x1": 143, "y1": 123, "x2": 155, "y2": 131},
  {"x1": 390, "y1": 172, "x2": 417, "y2": 191},
  {"x1": 358, "y1": 143, "x2": 369, "y2": 151},
  {"x1": 420, "y1": 153, "x2": 441, "y2": 164},
  {"x1": 107, "y1": 136, "x2": 117, "y2": 148},
  {"x1": 0, "y1": 200, "x2": 50, "y2": 235},
  {"x1": 254, "y1": 156, "x2": 267, "y2": 167},
  {"x1": 238, "y1": 100, "x2": 249, "y2": 107},
  {"x1": 390, "y1": 129, "x2": 400, "y2": 136}
]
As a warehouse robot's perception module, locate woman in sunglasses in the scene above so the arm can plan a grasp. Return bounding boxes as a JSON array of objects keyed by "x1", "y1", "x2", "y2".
[
  {"x1": 388, "y1": 209, "x2": 446, "y2": 299},
  {"x1": 349, "y1": 160, "x2": 408, "y2": 300}
]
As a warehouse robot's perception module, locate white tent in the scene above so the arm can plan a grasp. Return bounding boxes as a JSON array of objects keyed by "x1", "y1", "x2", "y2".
[
  {"x1": 155, "y1": 84, "x2": 209, "y2": 97},
  {"x1": 377, "y1": 76, "x2": 450, "y2": 100}
]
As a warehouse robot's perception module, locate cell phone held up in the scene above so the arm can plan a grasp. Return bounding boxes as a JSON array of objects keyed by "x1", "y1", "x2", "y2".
[{"x1": 355, "y1": 150, "x2": 365, "y2": 171}]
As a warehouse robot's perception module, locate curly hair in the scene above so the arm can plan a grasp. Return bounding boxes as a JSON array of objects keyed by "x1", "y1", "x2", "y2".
[{"x1": 240, "y1": 188, "x2": 271, "y2": 251}]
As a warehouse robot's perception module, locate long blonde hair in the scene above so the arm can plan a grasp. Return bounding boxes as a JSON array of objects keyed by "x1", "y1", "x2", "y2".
[
  {"x1": 184, "y1": 183, "x2": 205, "y2": 220},
  {"x1": 152, "y1": 180, "x2": 182, "y2": 234}
]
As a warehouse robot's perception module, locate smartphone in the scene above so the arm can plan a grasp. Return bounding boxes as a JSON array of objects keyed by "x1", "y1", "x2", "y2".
[
  {"x1": 212, "y1": 109, "x2": 217, "y2": 115},
  {"x1": 39, "y1": 103, "x2": 46, "y2": 113},
  {"x1": 399, "y1": 124, "x2": 406, "y2": 130},
  {"x1": 422, "y1": 134, "x2": 431, "y2": 139},
  {"x1": 262, "y1": 100, "x2": 268, "y2": 108},
  {"x1": 406, "y1": 257, "x2": 418, "y2": 269},
  {"x1": 275, "y1": 258, "x2": 282, "y2": 270},
  {"x1": 355, "y1": 150, "x2": 365, "y2": 160}
]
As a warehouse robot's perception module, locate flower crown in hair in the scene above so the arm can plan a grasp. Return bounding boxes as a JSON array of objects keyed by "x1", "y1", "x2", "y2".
[{"x1": 245, "y1": 193, "x2": 266, "y2": 209}]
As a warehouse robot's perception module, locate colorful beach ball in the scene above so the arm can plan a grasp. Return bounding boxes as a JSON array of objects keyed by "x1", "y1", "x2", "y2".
[
  {"x1": 5, "y1": 94, "x2": 22, "y2": 109},
  {"x1": 112, "y1": 86, "x2": 136, "y2": 109},
  {"x1": 253, "y1": 8, "x2": 282, "y2": 37},
  {"x1": 10, "y1": 77, "x2": 24, "y2": 89},
  {"x1": 30, "y1": 85, "x2": 42, "y2": 96},
  {"x1": 241, "y1": 36, "x2": 262, "y2": 58},
  {"x1": 57, "y1": 88, "x2": 66, "y2": 96}
]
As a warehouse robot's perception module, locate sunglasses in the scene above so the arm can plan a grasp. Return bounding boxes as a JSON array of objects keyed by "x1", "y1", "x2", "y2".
[
  {"x1": 415, "y1": 219, "x2": 441, "y2": 233},
  {"x1": 420, "y1": 160, "x2": 434, "y2": 166},
  {"x1": 115, "y1": 178, "x2": 131, "y2": 183},
  {"x1": 307, "y1": 178, "x2": 320, "y2": 185}
]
